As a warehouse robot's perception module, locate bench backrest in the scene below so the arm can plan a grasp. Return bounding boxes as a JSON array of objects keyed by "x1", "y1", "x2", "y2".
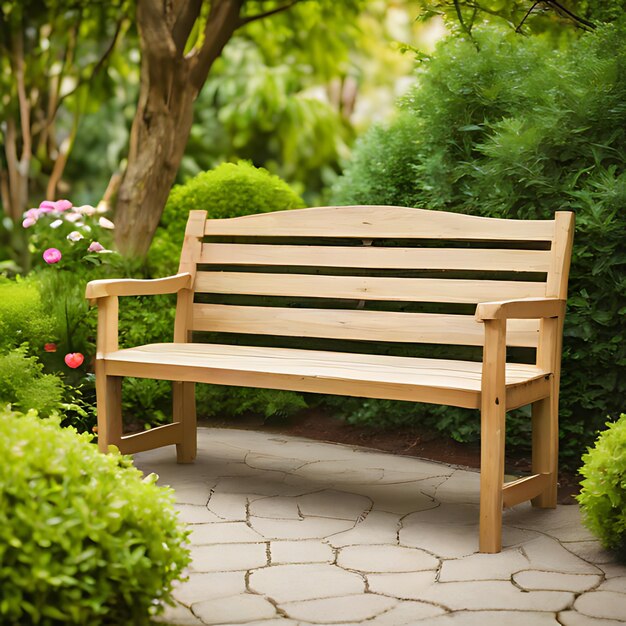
[{"x1": 175, "y1": 206, "x2": 574, "y2": 359}]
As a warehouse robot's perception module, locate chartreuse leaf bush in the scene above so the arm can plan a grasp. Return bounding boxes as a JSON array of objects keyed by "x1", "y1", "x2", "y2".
[
  {"x1": 578, "y1": 415, "x2": 626, "y2": 562},
  {"x1": 0, "y1": 409, "x2": 190, "y2": 625},
  {"x1": 331, "y1": 20, "x2": 626, "y2": 463}
]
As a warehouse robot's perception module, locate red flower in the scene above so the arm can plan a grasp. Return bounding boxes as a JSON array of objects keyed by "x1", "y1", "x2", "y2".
[
  {"x1": 44, "y1": 343, "x2": 57, "y2": 353},
  {"x1": 64, "y1": 353, "x2": 84, "y2": 369}
]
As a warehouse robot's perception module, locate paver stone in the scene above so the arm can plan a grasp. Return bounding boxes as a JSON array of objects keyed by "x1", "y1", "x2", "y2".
[
  {"x1": 248, "y1": 563, "x2": 364, "y2": 603},
  {"x1": 192, "y1": 593, "x2": 277, "y2": 624},
  {"x1": 574, "y1": 590, "x2": 626, "y2": 621},
  {"x1": 281, "y1": 594, "x2": 397, "y2": 624},
  {"x1": 338, "y1": 544, "x2": 438, "y2": 573}
]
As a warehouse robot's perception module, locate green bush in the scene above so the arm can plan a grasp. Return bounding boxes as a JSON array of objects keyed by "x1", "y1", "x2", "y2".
[
  {"x1": 0, "y1": 278, "x2": 55, "y2": 354},
  {"x1": 0, "y1": 347, "x2": 64, "y2": 415},
  {"x1": 330, "y1": 21, "x2": 626, "y2": 463},
  {"x1": 578, "y1": 415, "x2": 626, "y2": 562},
  {"x1": 0, "y1": 409, "x2": 190, "y2": 625},
  {"x1": 149, "y1": 160, "x2": 305, "y2": 276}
]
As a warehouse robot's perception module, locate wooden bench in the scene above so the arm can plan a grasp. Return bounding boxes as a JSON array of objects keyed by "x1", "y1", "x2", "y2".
[{"x1": 86, "y1": 206, "x2": 574, "y2": 553}]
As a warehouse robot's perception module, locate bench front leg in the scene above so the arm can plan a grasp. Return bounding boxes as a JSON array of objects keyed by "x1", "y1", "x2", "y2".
[{"x1": 480, "y1": 318, "x2": 507, "y2": 553}]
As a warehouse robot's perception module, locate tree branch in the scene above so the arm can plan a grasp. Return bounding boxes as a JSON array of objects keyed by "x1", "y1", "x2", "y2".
[
  {"x1": 189, "y1": 0, "x2": 242, "y2": 91},
  {"x1": 516, "y1": 0, "x2": 542, "y2": 33},
  {"x1": 171, "y1": 0, "x2": 203, "y2": 53},
  {"x1": 545, "y1": 0, "x2": 596, "y2": 30},
  {"x1": 236, "y1": 0, "x2": 300, "y2": 28},
  {"x1": 55, "y1": 17, "x2": 126, "y2": 114}
]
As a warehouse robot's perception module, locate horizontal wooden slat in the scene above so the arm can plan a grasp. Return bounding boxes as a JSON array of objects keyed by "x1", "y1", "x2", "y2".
[
  {"x1": 116, "y1": 422, "x2": 182, "y2": 455},
  {"x1": 200, "y1": 244, "x2": 552, "y2": 273},
  {"x1": 195, "y1": 272, "x2": 546, "y2": 304},
  {"x1": 102, "y1": 344, "x2": 549, "y2": 410},
  {"x1": 502, "y1": 473, "x2": 551, "y2": 508},
  {"x1": 204, "y1": 206, "x2": 556, "y2": 241},
  {"x1": 191, "y1": 304, "x2": 540, "y2": 347}
]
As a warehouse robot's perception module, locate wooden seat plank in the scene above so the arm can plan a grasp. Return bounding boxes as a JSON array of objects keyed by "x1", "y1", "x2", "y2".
[{"x1": 103, "y1": 343, "x2": 550, "y2": 410}]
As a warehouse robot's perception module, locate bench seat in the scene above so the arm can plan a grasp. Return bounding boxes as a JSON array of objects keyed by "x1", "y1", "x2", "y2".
[{"x1": 103, "y1": 343, "x2": 551, "y2": 410}]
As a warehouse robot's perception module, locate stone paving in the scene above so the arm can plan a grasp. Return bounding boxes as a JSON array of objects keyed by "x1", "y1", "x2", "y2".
[{"x1": 133, "y1": 427, "x2": 626, "y2": 626}]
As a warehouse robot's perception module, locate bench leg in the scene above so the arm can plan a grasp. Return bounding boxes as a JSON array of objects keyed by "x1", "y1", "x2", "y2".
[
  {"x1": 95, "y1": 365, "x2": 123, "y2": 454},
  {"x1": 174, "y1": 381, "x2": 197, "y2": 464},
  {"x1": 479, "y1": 318, "x2": 506, "y2": 553},
  {"x1": 479, "y1": 398, "x2": 506, "y2": 553},
  {"x1": 531, "y1": 388, "x2": 558, "y2": 508}
]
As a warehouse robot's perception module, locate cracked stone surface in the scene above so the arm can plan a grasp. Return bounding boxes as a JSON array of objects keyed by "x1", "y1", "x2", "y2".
[{"x1": 139, "y1": 427, "x2": 626, "y2": 626}]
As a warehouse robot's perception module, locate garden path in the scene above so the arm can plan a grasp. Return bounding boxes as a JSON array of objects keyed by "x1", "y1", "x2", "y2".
[{"x1": 133, "y1": 428, "x2": 626, "y2": 626}]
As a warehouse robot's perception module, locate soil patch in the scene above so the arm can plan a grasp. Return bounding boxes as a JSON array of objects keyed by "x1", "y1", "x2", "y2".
[{"x1": 201, "y1": 407, "x2": 580, "y2": 505}]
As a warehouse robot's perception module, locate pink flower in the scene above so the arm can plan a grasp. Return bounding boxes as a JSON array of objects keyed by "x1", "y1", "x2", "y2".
[
  {"x1": 44, "y1": 343, "x2": 57, "y2": 353},
  {"x1": 43, "y1": 248, "x2": 62, "y2": 264},
  {"x1": 22, "y1": 217, "x2": 36, "y2": 228},
  {"x1": 65, "y1": 212, "x2": 82, "y2": 223},
  {"x1": 64, "y1": 353, "x2": 84, "y2": 369},
  {"x1": 40, "y1": 199, "x2": 72, "y2": 212},
  {"x1": 88, "y1": 241, "x2": 105, "y2": 252},
  {"x1": 25, "y1": 208, "x2": 41, "y2": 220}
]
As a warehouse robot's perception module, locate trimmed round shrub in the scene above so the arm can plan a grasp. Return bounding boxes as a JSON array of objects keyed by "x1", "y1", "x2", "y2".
[
  {"x1": 0, "y1": 409, "x2": 190, "y2": 625},
  {"x1": 149, "y1": 160, "x2": 305, "y2": 275},
  {"x1": 577, "y1": 415, "x2": 626, "y2": 562}
]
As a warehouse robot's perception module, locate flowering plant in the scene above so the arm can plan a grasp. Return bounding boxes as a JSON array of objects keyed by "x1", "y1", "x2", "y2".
[
  {"x1": 22, "y1": 199, "x2": 119, "y2": 375},
  {"x1": 22, "y1": 199, "x2": 117, "y2": 269}
]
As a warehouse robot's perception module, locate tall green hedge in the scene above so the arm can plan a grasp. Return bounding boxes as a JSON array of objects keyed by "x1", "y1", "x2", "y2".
[{"x1": 331, "y1": 21, "x2": 626, "y2": 464}]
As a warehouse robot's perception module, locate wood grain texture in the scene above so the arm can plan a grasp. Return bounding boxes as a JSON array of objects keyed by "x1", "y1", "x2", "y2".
[
  {"x1": 204, "y1": 206, "x2": 556, "y2": 240},
  {"x1": 101, "y1": 343, "x2": 549, "y2": 410},
  {"x1": 85, "y1": 273, "x2": 192, "y2": 299},
  {"x1": 502, "y1": 473, "x2": 550, "y2": 508},
  {"x1": 192, "y1": 303, "x2": 541, "y2": 347},
  {"x1": 475, "y1": 297, "x2": 565, "y2": 321},
  {"x1": 479, "y1": 318, "x2": 507, "y2": 553},
  {"x1": 199, "y1": 243, "x2": 552, "y2": 272},
  {"x1": 195, "y1": 271, "x2": 546, "y2": 304}
]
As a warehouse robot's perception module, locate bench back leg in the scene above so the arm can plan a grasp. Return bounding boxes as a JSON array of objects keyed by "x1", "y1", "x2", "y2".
[
  {"x1": 531, "y1": 387, "x2": 558, "y2": 508},
  {"x1": 95, "y1": 367, "x2": 123, "y2": 453},
  {"x1": 174, "y1": 381, "x2": 197, "y2": 463}
]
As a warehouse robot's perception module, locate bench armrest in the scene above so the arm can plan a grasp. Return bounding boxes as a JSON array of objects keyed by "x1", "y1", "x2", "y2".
[
  {"x1": 85, "y1": 273, "x2": 192, "y2": 301},
  {"x1": 475, "y1": 297, "x2": 565, "y2": 322}
]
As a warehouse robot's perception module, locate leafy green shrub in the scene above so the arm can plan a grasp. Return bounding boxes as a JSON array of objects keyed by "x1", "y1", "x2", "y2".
[
  {"x1": 149, "y1": 160, "x2": 305, "y2": 276},
  {"x1": 330, "y1": 21, "x2": 626, "y2": 464},
  {"x1": 0, "y1": 347, "x2": 64, "y2": 415},
  {"x1": 0, "y1": 409, "x2": 190, "y2": 625},
  {"x1": 578, "y1": 415, "x2": 626, "y2": 562},
  {"x1": 0, "y1": 278, "x2": 55, "y2": 354}
]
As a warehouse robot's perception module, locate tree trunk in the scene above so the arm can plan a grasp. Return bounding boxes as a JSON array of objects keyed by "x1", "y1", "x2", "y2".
[
  {"x1": 113, "y1": 67, "x2": 196, "y2": 258},
  {"x1": 114, "y1": 0, "x2": 242, "y2": 259}
]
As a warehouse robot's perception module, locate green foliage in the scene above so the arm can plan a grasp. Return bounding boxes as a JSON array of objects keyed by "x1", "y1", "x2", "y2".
[
  {"x1": 0, "y1": 347, "x2": 64, "y2": 415},
  {"x1": 196, "y1": 385, "x2": 308, "y2": 420},
  {"x1": 331, "y1": 21, "x2": 626, "y2": 463},
  {"x1": 578, "y1": 415, "x2": 626, "y2": 561},
  {"x1": 0, "y1": 278, "x2": 55, "y2": 354},
  {"x1": 150, "y1": 160, "x2": 304, "y2": 275},
  {"x1": 0, "y1": 409, "x2": 190, "y2": 625}
]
